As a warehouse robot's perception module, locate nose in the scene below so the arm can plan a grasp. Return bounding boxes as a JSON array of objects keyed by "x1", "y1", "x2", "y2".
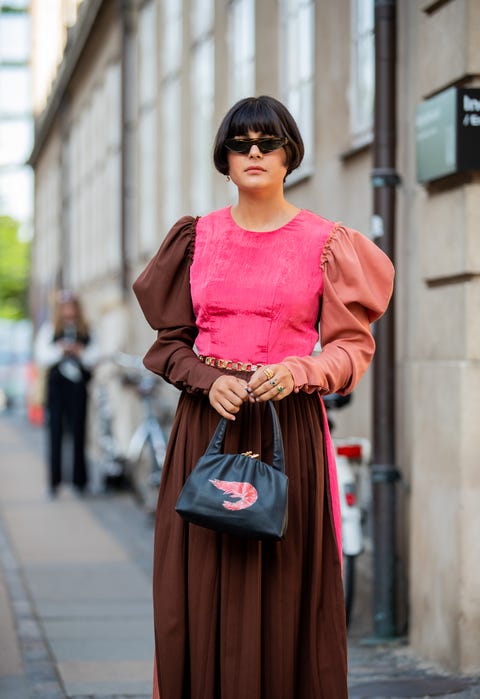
[{"x1": 248, "y1": 144, "x2": 262, "y2": 158}]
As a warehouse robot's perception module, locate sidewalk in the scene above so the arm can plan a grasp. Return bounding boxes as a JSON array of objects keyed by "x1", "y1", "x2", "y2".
[
  {"x1": 0, "y1": 415, "x2": 152, "y2": 698},
  {"x1": 0, "y1": 413, "x2": 479, "y2": 698}
]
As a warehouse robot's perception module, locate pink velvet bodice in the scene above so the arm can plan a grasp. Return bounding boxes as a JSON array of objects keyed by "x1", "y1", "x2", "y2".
[
  {"x1": 190, "y1": 207, "x2": 334, "y2": 364},
  {"x1": 133, "y1": 209, "x2": 395, "y2": 567}
]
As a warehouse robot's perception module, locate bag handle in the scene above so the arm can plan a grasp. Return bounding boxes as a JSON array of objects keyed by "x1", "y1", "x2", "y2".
[{"x1": 205, "y1": 401, "x2": 285, "y2": 473}]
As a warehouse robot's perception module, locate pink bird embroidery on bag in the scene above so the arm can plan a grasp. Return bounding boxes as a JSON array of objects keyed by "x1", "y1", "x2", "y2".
[{"x1": 209, "y1": 479, "x2": 258, "y2": 511}]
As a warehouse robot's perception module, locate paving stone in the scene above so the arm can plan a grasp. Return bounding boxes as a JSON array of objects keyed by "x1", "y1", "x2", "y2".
[
  {"x1": 349, "y1": 676, "x2": 477, "y2": 698},
  {"x1": 48, "y1": 637, "x2": 153, "y2": 662},
  {"x1": 64, "y1": 681, "x2": 152, "y2": 697},
  {"x1": 35, "y1": 599, "x2": 152, "y2": 620},
  {"x1": 43, "y1": 617, "x2": 153, "y2": 641},
  {"x1": 57, "y1": 659, "x2": 152, "y2": 696},
  {"x1": 31, "y1": 685, "x2": 67, "y2": 699},
  {"x1": 24, "y1": 561, "x2": 150, "y2": 601},
  {"x1": 0, "y1": 674, "x2": 31, "y2": 699}
]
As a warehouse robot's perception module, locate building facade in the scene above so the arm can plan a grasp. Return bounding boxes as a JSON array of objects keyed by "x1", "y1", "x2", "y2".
[
  {"x1": 28, "y1": 0, "x2": 480, "y2": 673},
  {"x1": 0, "y1": 1, "x2": 33, "y2": 226}
]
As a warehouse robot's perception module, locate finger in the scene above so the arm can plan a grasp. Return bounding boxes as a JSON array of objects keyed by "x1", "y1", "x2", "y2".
[
  {"x1": 221, "y1": 377, "x2": 254, "y2": 403},
  {"x1": 270, "y1": 386, "x2": 292, "y2": 401},
  {"x1": 211, "y1": 377, "x2": 244, "y2": 399},
  {"x1": 211, "y1": 400, "x2": 237, "y2": 420},
  {"x1": 223, "y1": 386, "x2": 248, "y2": 406},
  {"x1": 248, "y1": 368, "x2": 283, "y2": 397},
  {"x1": 248, "y1": 366, "x2": 275, "y2": 390},
  {"x1": 249, "y1": 381, "x2": 274, "y2": 399},
  {"x1": 209, "y1": 390, "x2": 242, "y2": 417},
  {"x1": 257, "y1": 381, "x2": 293, "y2": 402},
  {"x1": 227, "y1": 381, "x2": 251, "y2": 403},
  {"x1": 210, "y1": 390, "x2": 242, "y2": 410}
]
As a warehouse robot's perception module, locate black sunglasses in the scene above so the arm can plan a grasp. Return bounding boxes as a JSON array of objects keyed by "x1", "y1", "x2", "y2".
[{"x1": 224, "y1": 137, "x2": 288, "y2": 154}]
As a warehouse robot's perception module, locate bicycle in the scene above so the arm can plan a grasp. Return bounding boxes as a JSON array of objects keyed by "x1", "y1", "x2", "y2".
[
  {"x1": 91, "y1": 352, "x2": 176, "y2": 513},
  {"x1": 323, "y1": 393, "x2": 371, "y2": 627}
]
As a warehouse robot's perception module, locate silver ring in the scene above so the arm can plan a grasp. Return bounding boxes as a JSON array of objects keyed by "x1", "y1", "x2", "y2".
[{"x1": 270, "y1": 378, "x2": 277, "y2": 386}]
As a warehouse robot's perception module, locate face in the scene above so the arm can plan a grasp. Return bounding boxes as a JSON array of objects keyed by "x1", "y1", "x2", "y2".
[
  {"x1": 226, "y1": 130, "x2": 289, "y2": 192},
  {"x1": 59, "y1": 301, "x2": 77, "y2": 324}
]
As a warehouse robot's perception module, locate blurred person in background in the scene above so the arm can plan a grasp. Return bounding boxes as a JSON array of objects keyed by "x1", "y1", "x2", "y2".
[{"x1": 34, "y1": 290, "x2": 98, "y2": 497}]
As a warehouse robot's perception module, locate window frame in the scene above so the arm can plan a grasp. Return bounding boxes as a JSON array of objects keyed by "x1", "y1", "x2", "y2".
[
  {"x1": 349, "y1": 0, "x2": 375, "y2": 147},
  {"x1": 279, "y1": 0, "x2": 315, "y2": 186}
]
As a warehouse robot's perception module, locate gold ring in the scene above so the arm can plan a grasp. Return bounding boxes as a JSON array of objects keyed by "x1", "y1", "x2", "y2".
[
  {"x1": 263, "y1": 367, "x2": 274, "y2": 380},
  {"x1": 270, "y1": 378, "x2": 277, "y2": 386},
  {"x1": 277, "y1": 385, "x2": 284, "y2": 393}
]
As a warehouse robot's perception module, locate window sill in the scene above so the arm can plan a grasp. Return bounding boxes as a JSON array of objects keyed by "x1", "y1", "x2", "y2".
[
  {"x1": 284, "y1": 164, "x2": 314, "y2": 189},
  {"x1": 339, "y1": 135, "x2": 373, "y2": 161}
]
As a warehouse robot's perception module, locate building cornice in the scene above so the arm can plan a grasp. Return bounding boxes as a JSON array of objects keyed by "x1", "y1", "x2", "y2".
[{"x1": 28, "y1": 0, "x2": 107, "y2": 167}]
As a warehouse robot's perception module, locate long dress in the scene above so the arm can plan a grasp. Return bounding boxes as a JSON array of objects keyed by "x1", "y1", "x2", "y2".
[{"x1": 133, "y1": 206, "x2": 394, "y2": 699}]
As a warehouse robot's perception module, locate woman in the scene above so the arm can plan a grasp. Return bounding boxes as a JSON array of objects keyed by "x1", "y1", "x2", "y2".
[
  {"x1": 134, "y1": 96, "x2": 394, "y2": 698},
  {"x1": 35, "y1": 290, "x2": 98, "y2": 496}
]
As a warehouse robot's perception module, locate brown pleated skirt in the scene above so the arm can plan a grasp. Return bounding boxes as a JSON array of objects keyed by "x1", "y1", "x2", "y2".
[{"x1": 152, "y1": 387, "x2": 347, "y2": 699}]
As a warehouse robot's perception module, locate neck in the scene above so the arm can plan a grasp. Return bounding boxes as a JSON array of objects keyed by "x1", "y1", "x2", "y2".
[{"x1": 232, "y1": 191, "x2": 299, "y2": 232}]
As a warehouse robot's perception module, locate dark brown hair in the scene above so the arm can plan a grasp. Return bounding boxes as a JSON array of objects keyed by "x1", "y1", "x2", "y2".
[
  {"x1": 53, "y1": 291, "x2": 89, "y2": 337},
  {"x1": 213, "y1": 96, "x2": 304, "y2": 178}
]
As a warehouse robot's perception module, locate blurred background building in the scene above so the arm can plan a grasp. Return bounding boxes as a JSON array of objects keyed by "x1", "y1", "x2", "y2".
[
  {"x1": 0, "y1": 0, "x2": 32, "y2": 223},
  {"x1": 0, "y1": 1, "x2": 34, "y2": 409},
  {"x1": 25, "y1": 0, "x2": 480, "y2": 676}
]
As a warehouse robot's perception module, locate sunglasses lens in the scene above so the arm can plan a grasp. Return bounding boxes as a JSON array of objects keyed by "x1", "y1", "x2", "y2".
[
  {"x1": 225, "y1": 138, "x2": 287, "y2": 154},
  {"x1": 225, "y1": 140, "x2": 250, "y2": 153},
  {"x1": 258, "y1": 138, "x2": 286, "y2": 152}
]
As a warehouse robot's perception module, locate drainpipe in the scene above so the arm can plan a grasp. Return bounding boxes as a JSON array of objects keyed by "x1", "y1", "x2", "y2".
[
  {"x1": 119, "y1": 0, "x2": 137, "y2": 297},
  {"x1": 370, "y1": 0, "x2": 400, "y2": 639}
]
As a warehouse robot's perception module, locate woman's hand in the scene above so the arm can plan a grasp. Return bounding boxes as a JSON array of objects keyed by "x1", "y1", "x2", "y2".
[
  {"x1": 247, "y1": 364, "x2": 295, "y2": 402},
  {"x1": 62, "y1": 341, "x2": 82, "y2": 357},
  {"x1": 209, "y1": 375, "x2": 250, "y2": 420}
]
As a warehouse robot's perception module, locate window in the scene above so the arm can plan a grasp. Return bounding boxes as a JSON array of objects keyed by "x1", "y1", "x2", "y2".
[
  {"x1": 0, "y1": 66, "x2": 30, "y2": 115},
  {"x1": 161, "y1": 80, "x2": 182, "y2": 228},
  {"x1": 190, "y1": 0, "x2": 215, "y2": 214},
  {"x1": 191, "y1": 0, "x2": 214, "y2": 43},
  {"x1": 66, "y1": 61, "x2": 122, "y2": 286},
  {"x1": 160, "y1": 0, "x2": 183, "y2": 230},
  {"x1": 161, "y1": 0, "x2": 182, "y2": 80},
  {"x1": 0, "y1": 167, "x2": 32, "y2": 222},
  {"x1": 138, "y1": 0, "x2": 158, "y2": 253},
  {"x1": 104, "y1": 64, "x2": 122, "y2": 274},
  {"x1": 228, "y1": 0, "x2": 255, "y2": 103},
  {"x1": 350, "y1": 0, "x2": 374, "y2": 143},
  {"x1": 0, "y1": 119, "x2": 32, "y2": 164},
  {"x1": 279, "y1": 0, "x2": 314, "y2": 179},
  {"x1": 0, "y1": 12, "x2": 30, "y2": 63}
]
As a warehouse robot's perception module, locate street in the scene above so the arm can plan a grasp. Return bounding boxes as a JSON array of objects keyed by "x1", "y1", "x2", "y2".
[{"x1": 0, "y1": 413, "x2": 479, "y2": 698}]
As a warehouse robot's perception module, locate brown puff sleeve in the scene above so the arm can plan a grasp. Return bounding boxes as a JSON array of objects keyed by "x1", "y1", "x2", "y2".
[
  {"x1": 132, "y1": 216, "x2": 224, "y2": 393},
  {"x1": 281, "y1": 225, "x2": 395, "y2": 395}
]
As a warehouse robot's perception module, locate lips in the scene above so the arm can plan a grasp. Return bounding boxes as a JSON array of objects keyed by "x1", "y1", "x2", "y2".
[{"x1": 245, "y1": 166, "x2": 266, "y2": 173}]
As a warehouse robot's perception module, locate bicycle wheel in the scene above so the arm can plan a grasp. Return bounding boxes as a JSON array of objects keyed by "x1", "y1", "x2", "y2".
[
  {"x1": 343, "y1": 554, "x2": 356, "y2": 628},
  {"x1": 129, "y1": 429, "x2": 166, "y2": 515}
]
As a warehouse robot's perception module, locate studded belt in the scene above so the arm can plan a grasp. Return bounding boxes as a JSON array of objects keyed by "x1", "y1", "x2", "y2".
[{"x1": 198, "y1": 355, "x2": 264, "y2": 372}]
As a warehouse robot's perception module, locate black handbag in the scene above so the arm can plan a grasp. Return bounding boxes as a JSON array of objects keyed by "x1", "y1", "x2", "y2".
[{"x1": 175, "y1": 402, "x2": 288, "y2": 540}]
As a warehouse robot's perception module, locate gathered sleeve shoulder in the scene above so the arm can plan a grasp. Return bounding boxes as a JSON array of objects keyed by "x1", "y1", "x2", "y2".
[
  {"x1": 282, "y1": 225, "x2": 395, "y2": 395},
  {"x1": 132, "y1": 216, "x2": 224, "y2": 393}
]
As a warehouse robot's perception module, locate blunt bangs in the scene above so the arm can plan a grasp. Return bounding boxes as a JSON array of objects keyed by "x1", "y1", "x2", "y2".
[
  {"x1": 226, "y1": 100, "x2": 287, "y2": 140},
  {"x1": 213, "y1": 96, "x2": 304, "y2": 177}
]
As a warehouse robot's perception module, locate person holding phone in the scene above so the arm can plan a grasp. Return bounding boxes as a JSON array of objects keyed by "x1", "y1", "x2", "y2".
[{"x1": 35, "y1": 290, "x2": 98, "y2": 496}]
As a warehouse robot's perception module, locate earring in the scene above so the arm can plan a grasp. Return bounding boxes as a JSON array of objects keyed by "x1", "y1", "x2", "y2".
[{"x1": 226, "y1": 175, "x2": 231, "y2": 182}]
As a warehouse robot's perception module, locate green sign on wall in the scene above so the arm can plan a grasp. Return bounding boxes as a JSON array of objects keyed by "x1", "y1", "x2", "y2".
[{"x1": 416, "y1": 87, "x2": 480, "y2": 183}]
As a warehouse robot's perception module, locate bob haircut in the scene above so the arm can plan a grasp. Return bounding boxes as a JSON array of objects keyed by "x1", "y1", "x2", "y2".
[{"x1": 213, "y1": 95, "x2": 304, "y2": 178}]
